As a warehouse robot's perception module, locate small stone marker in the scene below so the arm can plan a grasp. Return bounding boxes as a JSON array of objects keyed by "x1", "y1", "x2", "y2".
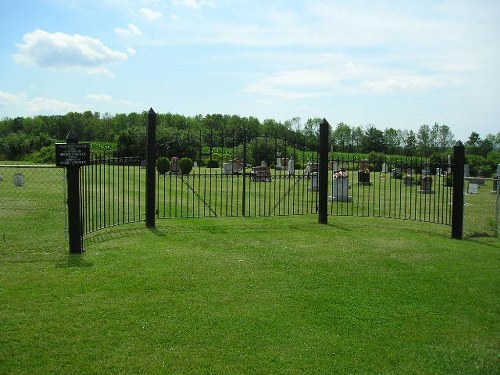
[
  {"x1": 468, "y1": 183, "x2": 479, "y2": 194},
  {"x1": 311, "y1": 172, "x2": 319, "y2": 191},
  {"x1": 13, "y1": 172, "x2": 24, "y2": 187},
  {"x1": 381, "y1": 163, "x2": 388, "y2": 173}
]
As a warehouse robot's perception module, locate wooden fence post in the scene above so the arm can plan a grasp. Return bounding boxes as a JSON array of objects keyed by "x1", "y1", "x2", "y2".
[
  {"x1": 452, "y1": 141, "x2": 465, "y2": 239},
  {"x1": 146, "y1": 108, "x2": 157, "y2": 228},
  {"x1": 318, "y1": 118, "x2": 329, "y2": 224}
]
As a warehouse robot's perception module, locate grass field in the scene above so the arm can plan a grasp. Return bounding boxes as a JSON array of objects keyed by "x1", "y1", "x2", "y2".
[{"x1": 1, "y1": 214, "x2": 499, "y2": 374}]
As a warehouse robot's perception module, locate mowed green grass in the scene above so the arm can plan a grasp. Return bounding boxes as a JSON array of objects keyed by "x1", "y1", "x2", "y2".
[{"x1": 0, "y1": 215, "x2": 498, "y2": 374}]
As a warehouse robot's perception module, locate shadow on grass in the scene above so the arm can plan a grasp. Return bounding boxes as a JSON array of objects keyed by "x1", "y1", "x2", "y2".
[
  {"x1": 83, "y1": 225, "x2": 168, "y2": 248},
  {"x1": 56, "y1": 254, "x2": 94, "y2": 268}
]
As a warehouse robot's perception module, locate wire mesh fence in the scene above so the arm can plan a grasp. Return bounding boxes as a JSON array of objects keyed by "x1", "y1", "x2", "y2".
[
  {"x1": 0, "y1": 164, "x2": 67, "y2": 253},
  {"x1": 463, "y1": 177, "x2": 499, "y2": 238}
]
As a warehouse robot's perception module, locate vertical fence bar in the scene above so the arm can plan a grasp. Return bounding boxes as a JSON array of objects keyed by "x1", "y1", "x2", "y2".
[
  {"x1": 452, "y1": 141, "x2": 465, "y2": 239},
  {"x1": 146, "y1": 108, "x2": 157, "y2": 228},
  {"x1": 318, "y1": 119, "x2": 329, "y2": 224}
]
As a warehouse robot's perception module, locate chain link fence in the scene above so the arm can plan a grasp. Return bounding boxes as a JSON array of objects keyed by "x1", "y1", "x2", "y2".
[
  {"x1": 0, "y1": 164, "x2": 67, "y2": 254},
  {"x1": 463, "y1": 177, "x2": 500, "y2": 238}
]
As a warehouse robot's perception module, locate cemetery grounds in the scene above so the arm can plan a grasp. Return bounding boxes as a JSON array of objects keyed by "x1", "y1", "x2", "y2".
[{"x1": 0, "y1": 164, "x2": 499, "y2": 374}]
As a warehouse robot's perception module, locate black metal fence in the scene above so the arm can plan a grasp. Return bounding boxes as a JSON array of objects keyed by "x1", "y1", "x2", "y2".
[
  {"x1": 57, "y1": 112, "x2": 490, "y2": 252},
  {"x1": 80, "y1": 156, "x2": 144, "y2": 235}
]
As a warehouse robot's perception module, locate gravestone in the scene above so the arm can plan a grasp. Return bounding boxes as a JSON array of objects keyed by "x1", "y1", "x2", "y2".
[
  {"x1": 381, "y1": 163, "x2": 388, "y2": 173},
  {"x1": 435, "y1": 167, "x2": 441, "y2": 176},
  {"x1": 468, "y1": 182, "x2": 479, "y2": 194},
  {"x1": 170, "y1": 157, "x2": 180, "y2": 174},
  {"x1": 304, "y1": 162, "x2": 318, "y2": 177},
  {"x1": 391, "y1": 168, "x2": 401, "y2": 178},
  {"x1": 330, "y1": 173, "x2": 351, "y2": 202},
  {"x1": 421, "y1": 166, "x2": 430, "y2": 176},
  {"x1": 310, "y1": 172, "x2": 318, "y2": 191},
  {"x1": 419, "y1": 176, "x2": 433, "y2": 194},
  {"x1": 276, "y1": 157, "x2": 283, "y2": 170},
  {"x1": 464, "y1": 164, "x2": 470, "y2": 178},
  {"x1": 358, "y1": 170, "x2": 371, "y2": 185},
  {"x1": 403, "y1": 175, "x2": 414, "y2": 186},
  {"x1": 223, "y1": 159, "x2": 242, "y2": 175},
  {"x1": 13, "y1": 172, "x2": 24, "y2": 187},
  {"x1": 288, "y1": 158, "x2": 295, "y2": 176},
  {"x1": 252, "y1": 166, "x2": 271, "y2": 182}
]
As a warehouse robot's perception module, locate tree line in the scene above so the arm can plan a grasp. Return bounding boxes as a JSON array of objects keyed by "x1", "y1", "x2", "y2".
[{"x1": 0, "y1": 111, "x2": 499, "y2": 175}]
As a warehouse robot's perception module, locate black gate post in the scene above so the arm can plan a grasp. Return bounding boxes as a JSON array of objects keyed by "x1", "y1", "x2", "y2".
[
  {"x1": 318, "y1": 118, "x2": 330, "y2": 224},
  {"x1": 452, "y1": 141, "x2": 465, "y2": 239},
  {"x1": 64, "y1": 132, "x2": 84, "y2": 254},
  {"x1": 242, "y1": 127, "x2": 247, "y2": 217},
  {"x1": 146, "y1": 108, "x2": 157, "y2": 228}
]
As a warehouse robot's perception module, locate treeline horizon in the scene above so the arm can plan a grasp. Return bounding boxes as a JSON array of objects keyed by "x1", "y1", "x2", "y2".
[{"x1": 1, "y1": 111, "x2": 499, "y2": 175}]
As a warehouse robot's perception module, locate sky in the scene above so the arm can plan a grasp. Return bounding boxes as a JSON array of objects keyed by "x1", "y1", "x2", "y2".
[{"x1": 0, "y1": 0, "x2": 499, "y2": 141}]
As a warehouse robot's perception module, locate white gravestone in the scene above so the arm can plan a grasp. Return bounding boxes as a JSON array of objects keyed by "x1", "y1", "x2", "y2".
[
  {"x1": 288, "y1": 158, "x2": 295, "y2": 176},
  {"x1": 468, "y1": 183, "x2": 479, "y2": 194},
  {"x1": 381, "y1": 163, "x2": 388, "y2": 173},
  {"x1": 276, "y1": 157, "x2": 282, "y2": 170}
]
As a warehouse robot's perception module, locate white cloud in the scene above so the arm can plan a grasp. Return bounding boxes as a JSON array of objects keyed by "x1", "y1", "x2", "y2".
[
  {"x1": 0, "y1": 90, "x2": 83, "y2": 115},
  {"x1": 172, "y1": 0, "x2": 214, "y2": 9},
  {"x1": 13, "y1": 29, "x2": 129, "y2": 76},
  {"x1": 87, "y1": 93, "x2": 137, "y2": 106},
  {"x1": 140, "y1": 8, "x2": 162, "y2": 22},
  {"x1": 114, "y1": 23, "x2": 142, "y2": 36}
]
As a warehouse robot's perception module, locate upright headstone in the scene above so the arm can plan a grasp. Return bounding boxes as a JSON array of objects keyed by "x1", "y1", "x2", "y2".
[
  {"x1": 464, "y1": 164, "x2": 470, "y2": 178},
  {"x1": 468, "y1": 182, "x2": 479, "y2": 194},
  {"x1": 447, "y1": 155, "x2": 452, "y2": 174},
  {"x1": 311, "y1": 172, "x2": 319, "y2": 191},
  {"x1": 288, "y1": 158, "x2": 295, "y2": 176},
  {"x1": 435, "y1": 167, "x2": 441, "y2": 176},
  {"x1": 13, "y1": 172, "x2": 24, "y2": 187},
  {"x1": 276, "y1": 157, "x2": 282, "y2": 170},
  {"x1": 381, "y1": 163, "x2": 388, "y2": 173},
  {"x1": 419, "y1": 176, "x2": 433, "y2": 194},
  {"x1": 330, "y1": 172, "x2": 351, "y2": 202},
  {"x1": 170, "y1": 157, "x2": 180, "y2": 174}
]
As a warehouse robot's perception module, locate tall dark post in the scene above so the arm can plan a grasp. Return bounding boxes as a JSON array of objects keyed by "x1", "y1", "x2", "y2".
[
  {"x1": 242, "y1": 128, "x2": 247, "y2": 217},
  {"x1": 318, "y1": 118, "x2": 330, "y2": 224},
  {"x1": 452, "y1": 141, "x2": 465, "y2": 239},
  {"x1": 65, "y1": 132, "x2": 83, "y2": 254},
  {"x1": 145, "y1": 108, "x2": 157, "y2": 228}
]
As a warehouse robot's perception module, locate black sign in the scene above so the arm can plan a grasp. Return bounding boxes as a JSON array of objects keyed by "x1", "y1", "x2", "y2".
[{"x1": 55, "y1": 143, "x2": 90, "y2": 167}]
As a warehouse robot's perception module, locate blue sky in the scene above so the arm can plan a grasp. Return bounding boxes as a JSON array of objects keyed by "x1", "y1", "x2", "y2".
[{"x1": 1, "y1": 0, "x2": 499, "y2": 140}]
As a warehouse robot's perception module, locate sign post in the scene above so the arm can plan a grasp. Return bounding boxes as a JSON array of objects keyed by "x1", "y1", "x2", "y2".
[{"x1": 56, "y1": 132, "x2": 90, "y2": 254}]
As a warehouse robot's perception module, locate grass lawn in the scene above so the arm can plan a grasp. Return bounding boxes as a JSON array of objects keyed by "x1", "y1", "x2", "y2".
[{"x1": 0, "y1": 215, "x2": 498, "y2": 374}]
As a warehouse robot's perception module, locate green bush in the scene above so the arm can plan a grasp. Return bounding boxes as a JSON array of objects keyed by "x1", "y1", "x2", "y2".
[
  {"x1": 179, "y1": 157, "x2": 194, "y2": 175},
  {"x1": 156, "y1": 157, "x2": 170, "y2": 174}
]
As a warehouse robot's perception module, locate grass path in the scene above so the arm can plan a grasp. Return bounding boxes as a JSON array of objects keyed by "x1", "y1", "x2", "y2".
[{"x1": 1, "y1": 216, "x2": 498, "y2": 374}]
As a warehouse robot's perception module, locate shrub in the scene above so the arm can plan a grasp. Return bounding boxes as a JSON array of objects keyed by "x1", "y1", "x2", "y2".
[
  {"x1": 179, "y1": 157, "x2": 194, "y2": 175},
  {"x1": 156, "y1": 157, "x2": 170, "y2": 174}
]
